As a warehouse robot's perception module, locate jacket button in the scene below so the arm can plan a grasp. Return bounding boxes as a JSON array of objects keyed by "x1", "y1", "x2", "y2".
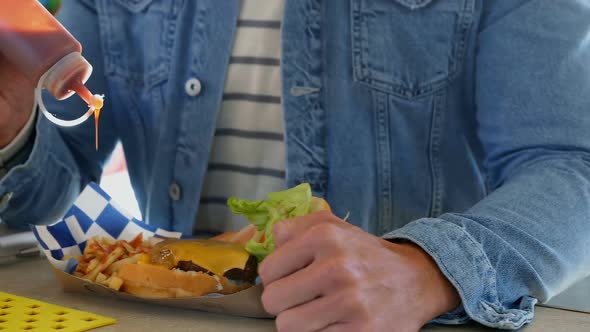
[
  {"x1": 185, "y1": 78, "x2": 202, "y2": 96},
  {"x1": 0, "y1": 192, "x2": 13, "y2": 206},
  {"x1": 169, "y1": 183, "x2": 181, "y2": 201}
]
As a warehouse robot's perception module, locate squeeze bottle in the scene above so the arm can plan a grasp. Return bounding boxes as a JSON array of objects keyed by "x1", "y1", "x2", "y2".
[{"x1": 0, "y1": 0, "x2": 103, "y2": 128}]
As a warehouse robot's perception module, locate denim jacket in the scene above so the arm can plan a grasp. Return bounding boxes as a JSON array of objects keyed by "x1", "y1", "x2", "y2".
[{"x1": 1, "y1": 0, "x2": 590, "y2": 329}]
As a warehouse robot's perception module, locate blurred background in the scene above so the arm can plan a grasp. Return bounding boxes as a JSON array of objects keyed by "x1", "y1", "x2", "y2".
[{"x1": 101, "y1": 143, "x2": 141, "y2": 220}]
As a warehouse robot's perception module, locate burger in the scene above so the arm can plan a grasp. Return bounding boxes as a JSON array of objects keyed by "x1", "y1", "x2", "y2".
[
  {"x1": 118, "y1": 183, "x2": 330, "y2": 298},
  {"x1": 118, "y1": 239, "x2": 258, "y2": 298}
]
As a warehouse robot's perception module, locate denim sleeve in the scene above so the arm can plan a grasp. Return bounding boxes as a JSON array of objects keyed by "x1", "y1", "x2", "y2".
[
  {"x1": 384, "y1": 1, "x2": 590, "y2": 329},
  {"x1": 0, "y1": 0, "x2": 118, "y2": 227}
]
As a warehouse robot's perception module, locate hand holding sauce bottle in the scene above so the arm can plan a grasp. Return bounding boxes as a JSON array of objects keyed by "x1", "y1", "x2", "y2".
[{"x1": 0, "y1": 0, "x2": 104, "y2": 150}]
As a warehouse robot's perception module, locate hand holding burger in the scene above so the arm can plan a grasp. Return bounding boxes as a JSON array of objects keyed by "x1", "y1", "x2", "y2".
[{"x1": 223, "y1": 183, "x2": 460, "y2": 331}]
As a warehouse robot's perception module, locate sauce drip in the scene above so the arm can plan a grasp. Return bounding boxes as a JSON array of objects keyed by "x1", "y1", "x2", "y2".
[
  {"x1": 94, "y1": 107, "x2": 101, "y2": 150},
  {"x1": 72, "y1": 81, "x2": 104, "y2": 150}
]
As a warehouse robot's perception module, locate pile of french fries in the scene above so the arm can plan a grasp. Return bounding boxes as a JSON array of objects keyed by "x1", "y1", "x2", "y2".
[{"x1": 70, "y1": 234, "x2": 159, "y2": 291}]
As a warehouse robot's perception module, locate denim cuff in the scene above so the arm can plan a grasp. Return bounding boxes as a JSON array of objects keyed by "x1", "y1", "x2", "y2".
[{"x1": 383, "y1": 218, "x2": 536, "y2": 329}]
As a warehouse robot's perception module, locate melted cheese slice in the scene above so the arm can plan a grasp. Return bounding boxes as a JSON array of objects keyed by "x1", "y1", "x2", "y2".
[{"x1": 152, "y1": 239, "x2": 250, "y2": 276}]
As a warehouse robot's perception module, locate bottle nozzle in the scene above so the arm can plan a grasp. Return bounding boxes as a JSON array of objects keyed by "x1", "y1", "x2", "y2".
[
  {"x1": 35, "y1": 53, "x2": 104, "y2": 128},
  {"x1": 89, "y1": 94, "x2": 104, "y2": 110}
]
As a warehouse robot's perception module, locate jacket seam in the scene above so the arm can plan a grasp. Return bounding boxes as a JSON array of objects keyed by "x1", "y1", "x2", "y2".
[
  {"x1": 374, "y1": 92, "x2": 393, "y2": 234},
  {"x1": 428, "y1": 92, "x2": 444, "y2": 217}
]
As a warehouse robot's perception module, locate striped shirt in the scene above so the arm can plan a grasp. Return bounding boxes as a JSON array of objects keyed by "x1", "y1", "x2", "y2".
[{"x1": 194, "y1": 0, "x2": 286, "y2": 235}]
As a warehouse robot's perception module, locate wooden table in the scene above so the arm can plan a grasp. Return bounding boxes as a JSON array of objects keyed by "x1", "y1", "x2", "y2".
[{"x1": 1, "y1": 258, "x2": 589, "y2": 332}]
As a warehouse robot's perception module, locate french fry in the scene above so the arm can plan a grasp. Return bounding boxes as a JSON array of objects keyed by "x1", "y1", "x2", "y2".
[
  {"x1": 104, "y1": 254, "x2": 142, "y2": 275},
  {"x1": 96, "y1": 272, "x2": 107, "y2": 284},
  {"x1": 85, "y1": 258, "x2": 99, "y2": 274},
  {"x1": 121, "y1": 241, "x2": 135, "y2": 253},
  {"x1": 107, "y1": 275, "x2": 124, "y2": 291}
]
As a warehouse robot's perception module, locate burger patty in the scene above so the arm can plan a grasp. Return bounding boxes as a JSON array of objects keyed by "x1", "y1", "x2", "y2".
[
  {"x1": 175, "y1": 255, "x2": 258, "y2": 284},
  {"x1": 224, "y1": 255, "x2": 258, "y2": 283},
  {"x1": 175, "y1": 260, "x2": 215, "y2": 276}
]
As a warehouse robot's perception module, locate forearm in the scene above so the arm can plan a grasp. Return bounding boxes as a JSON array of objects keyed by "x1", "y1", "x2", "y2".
[{"x1": 385, "y1": 154, "x2": 590, "y2": 329}]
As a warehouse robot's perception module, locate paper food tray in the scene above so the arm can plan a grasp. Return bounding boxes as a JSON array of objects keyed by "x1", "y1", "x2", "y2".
[{"x1": 30, "y1": 182, "x2": 271, "y2": 318}]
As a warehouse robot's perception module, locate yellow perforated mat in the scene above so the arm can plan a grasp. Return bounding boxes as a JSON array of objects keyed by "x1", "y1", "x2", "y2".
[{"x1": 0, "y1": 291, "x2": 115, "y2": 332}]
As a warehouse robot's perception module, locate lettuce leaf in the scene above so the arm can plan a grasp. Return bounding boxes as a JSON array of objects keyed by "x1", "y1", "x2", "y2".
[{"x1": 227, "y1": 183, "x2": 313, "y2": 262}]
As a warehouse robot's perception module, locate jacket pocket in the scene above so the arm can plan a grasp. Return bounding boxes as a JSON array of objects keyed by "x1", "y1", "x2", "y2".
[
  {"x1": 98, "y1": 0, "x2": 182, "y2": 87},
  {"x1": 351, "y1": 0, "x2": 474, "y2": 99}
]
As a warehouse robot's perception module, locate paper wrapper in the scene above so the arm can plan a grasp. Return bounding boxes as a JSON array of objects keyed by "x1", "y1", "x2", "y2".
[{"x1": 30, "y1": 182, "x2": 271, "y2": 318}]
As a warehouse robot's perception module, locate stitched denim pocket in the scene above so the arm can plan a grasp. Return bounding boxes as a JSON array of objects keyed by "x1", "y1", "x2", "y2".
[
  {"x1": 98, "y1": 0, "x2": 181, "y2": 87},
  {"x1": 351, "y1": 0, "x2": 474, "y2": 99}
]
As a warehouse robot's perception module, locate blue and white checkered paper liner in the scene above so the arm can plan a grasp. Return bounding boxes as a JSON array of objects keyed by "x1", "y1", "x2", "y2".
[{"x1": 30, "y1": 182, "x2": 188, "y2": 274}]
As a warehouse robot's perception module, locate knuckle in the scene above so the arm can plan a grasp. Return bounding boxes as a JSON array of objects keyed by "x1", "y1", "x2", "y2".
[
  {"x1": 309, "y1": 222, "x2": 340, "y2": 243},
  {"x1": 275, "y1": 311, "x2": 296, "y2": 332},
  {"x1": 320, "y1": 257, "x2": 361, "y2": 287},
  {"x1": 358, "y1": 322, "x2": 377, "y2": 332},
  {"x1": 341, "y1": 288, "x2": 370, "y2": 317},
  {"x1": 312, "y1": 221, "x2": 334, "y2": 234},
  {"x1": 356, "y1": 302, "x2": 372, "y2": 322},
  {"x1": 261, "y1": 288, "x2": 280, "y2": 315},
  {"x1": 336, "y1": 287, "x2": 367, "y2": 313},
  {"x1": 348, "y1": 288, "x2": 365, "y2": 306},
  {"x1": 321, "y1": 256, "x2": 346, "y2": 275},
  {"x1": 343, "y1": 324, "x2": 366, "y2": 332},
  {"x1": 313, "y1": 210, "x2": 333, "y2": 220},
  {"x1": 333, "y1": 259, "x2": 362, "y2": 286}
]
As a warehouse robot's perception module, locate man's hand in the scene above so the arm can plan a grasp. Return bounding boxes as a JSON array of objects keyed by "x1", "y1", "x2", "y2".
[
  {"x1": 259, "y1": 211, "x2": 460, "y2": 332},
  {"x1": 0, "y1": 55, "x2": 35, "y2": 148}
]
